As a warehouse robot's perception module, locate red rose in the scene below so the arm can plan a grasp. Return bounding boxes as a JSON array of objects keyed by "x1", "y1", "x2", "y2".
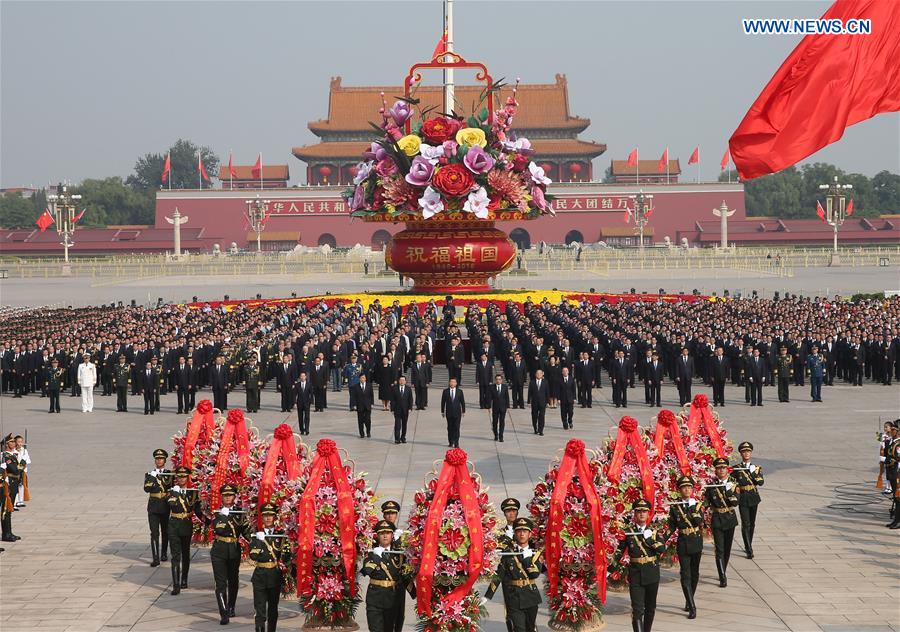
[
  {"x1": 614, "y1": 502, "x2": 625, "y2": 513},
  {"x1": 511, "y1": 153, "x2": 529, "y2": 172},
  {"x1": 197, "y1": 400, "x2": 213, "y2": 414},
  {"x1": 421, "y1": 117, "x2": 459, "y2": 144},
  {"x1": 415, "y1": 491, "x2": 426, "y2": 505},
  {"x1": 432, "y1": 164, "x2": 475, "y2": 198}
]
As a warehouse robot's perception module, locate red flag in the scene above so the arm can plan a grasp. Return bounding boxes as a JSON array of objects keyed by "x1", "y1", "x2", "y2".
[
  {"x1": 161, "y1": 153, "x2": 171, "y2": 184},
  {"x1": 228, "y1": 153, "x2": 237, "y2": 179},
  {"x1": 627, "y1": 148, "x2": 638, "y2": 167},
  {"x1": 432, "y1": 29, "x2": 448, "y2": 59},
  {"x1": 688, "y1": 146, "x2": 700, "y2": 165},
  {"x1": 846, "y1": 198, "x2": 854, "y2": 216},
  {"x1": 720, "y1": 149, "x2": 730, "y2": 171},
  {"x1": 198, "y1": 155, "x2": 210, "y2": 181},
  {"x1": 623, "y1": 208, "x2": 630, "y2": 223},
  {"x1": 36, "y1": 210, "x2": 54, "y2": 232},
  {"x1": 729, "y1": 0, "x2": 900, "y2": 180},
  {"x1": 658, "y1": 148, "x2": 668, "y2": 172},
  {"x1": 72, "y1": 208, "x2": 86, "y2": 224},
  {"x1": 816, "y1": 200, "x2": 826, "y2": 221},
  {"x1": 251, "y1": 154, "x2": 262, "y2": 179}
]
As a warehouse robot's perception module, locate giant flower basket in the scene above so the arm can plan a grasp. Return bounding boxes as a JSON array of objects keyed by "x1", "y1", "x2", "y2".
[
  {"x1": 528, "y1": 439, "x2": 606, "y2": 631},
  {"x1": 594, "y1": 416, "x2": 673, "y2": 591},
  {"x1": 405, "y1": 448, "x2": 500, "y2": 631},
  {"x1": 293, "y1": 439, "x2": 378, "y2": 630},
  {"x1": 345, "y1": 52, "x2": 554, "y2": 293}
]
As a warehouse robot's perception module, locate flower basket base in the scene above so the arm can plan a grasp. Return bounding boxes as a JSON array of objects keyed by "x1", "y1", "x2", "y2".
[
  {"x1": 549, "y1": 614, "x2": 605, "y2": 632},
  {"x1": 606, "y1": 580, "x2": 629, "y2": 593},
  {"x1": 302, "y1": 616, "x2": 360, "y2": 631}
]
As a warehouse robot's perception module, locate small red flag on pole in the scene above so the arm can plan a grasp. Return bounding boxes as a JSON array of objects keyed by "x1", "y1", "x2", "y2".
[
  {"x1": 658, "y1": 148, "x2": 668, "y2": 172},
  {"x1": 161, "y1": 152, "x2": 171, "y2": 187},
  {"x1": 627, "y1": 148, "x2": 638, "y2": 166},
  {"x1": 228, "y1": 152, "x2": 236, "y2": 190},
  {"x1": 816, "y1": 200, "x2": 826, "y2": 221},
  {"x1": 36, "y1": 209, "x2": 54, "y2": 232},
  {"x1": 623, "y1": 208, "x2": 630, "y2": 224},
  {"x1": 846, "y1": 199, "x2": 854, "y2": 217},
  {"x1": 198, "y1": 154, "x2": 210, "y2": 185},
  {"x1": 432, "y1": 29, "x2": 448, "y2": 59},
  {"x1": 720, "y1": 149, "x2": 729, "y2": 171},
  {"x1": 688, "y1": 146, "x2": 700, "y2": 165},
  {"x1": 252, "y1": 153, "x2": 263, "y2": 190},
  {"x1": 72, "y1": 208, "x2": 86, "y2": 224}
]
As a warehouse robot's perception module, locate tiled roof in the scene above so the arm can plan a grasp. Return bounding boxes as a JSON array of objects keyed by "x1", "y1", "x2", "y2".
[
  {"x1": 308, "y1": 74, "x2": 590, "y2": 134},
  {"x1": 610, "y1": 160, "x2": 682, "y2": 176},
  {"x1": 218, "y1": 165, "x2": 290, "y2": 180},
  {"x1": 292, "y1": 138, "x2": 606, "y2": 161}
]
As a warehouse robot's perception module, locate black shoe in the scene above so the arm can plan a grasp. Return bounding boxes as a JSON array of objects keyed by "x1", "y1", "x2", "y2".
[
  {"x1": 1, "y1": 535, "x2": 15, "y2": 542},
  {"x1": 160, "y1": 554, "x2": 167, "y2": 562},
  {"x1": 499, "y1": 437, "x2": 504, "y2": 442},
  {"x1": 359, "y1": 433, "x2": 365, "y2": 438},
  {"x1": 715, "y1": 558, "x2": 727, "y2": 587},
  {"x1": 228, "y1": 607, "x2": 235, "y2": 617},
  {"x1": 394, "y1": 440, "x2": 401, "y2": 444},
  {"x1": 539, "y1": 431, "x2": 544, "y2": 436},
  {"x1": 401, "y1": 438, "x2": 407, "y2": 443}
]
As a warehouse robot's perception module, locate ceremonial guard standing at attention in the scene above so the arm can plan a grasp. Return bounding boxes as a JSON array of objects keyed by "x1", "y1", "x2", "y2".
[
  {"x1": 143, "y1": 449, "x2": 171, "y2": 567},
  {"x1": 774, "y1": 346, "x2": 793, "y2": 403},
  {"x1": 668, "y1": 476, "x2": 703, "y2": 620},
  {"x1": 733, "y1": 441, "x2": 764, "y2": 558},
  {"x1": 244, "y1": 356, "x2": 263, "y2": 413},
  {"x1": 497, "y1": 498, "x2": 521, "y2": 632},
  {"x1": 1, "y1": 435, "x2": 20, "y2": 542},
  {"x1": 883, "y1": 420, "x2": 900, "y2": 529},
  {"x1": 806, "y1": 345, "x2": 826, "y2": 402},
  {"x1": 379, "y1": 500, "x2": 413, "y2": 632},
  {"x1": 617, "y1": 499, "x2": 666, "y2": 632},
  {"x1": 113, "y1": 355, "x2": 130, "y2": 412},
  {"x1": 705, "y1": 457, "x2": 739, "y2": 587},
  {"x1": 485, "y1": 517, "x2": 544, "y2": 632},
  {"x1": 46, "y1": 358, "x2": 64, "y2": 413},
  {"x1": 361, "y1": 520, "x2": 415, "y2": 632},
  {"x1": 210, "y1": 483, "x2": 248, "y2": 624},
  {"x1": 249, "y1": 502, "x2": 290, "y2": 632},
  {"x1": 166, "y1": 466, "x2": 202, "y2": 595},
  {"x1": 2, "y1": 435, "x2": 23, "y2": 517}
]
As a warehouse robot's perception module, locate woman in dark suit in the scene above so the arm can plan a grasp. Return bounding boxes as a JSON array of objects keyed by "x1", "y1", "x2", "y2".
[
  {"x1": 546, "y1": 355, "x2": 562, "y2": 409},
  {"x1": 375, "y1": 355, "x2": 396, "y2": 410}
]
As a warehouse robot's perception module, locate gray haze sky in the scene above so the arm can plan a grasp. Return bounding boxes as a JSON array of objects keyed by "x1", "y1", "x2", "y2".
[{"x1": 2, "y1": 0, "x2": 898, "y2": 188}]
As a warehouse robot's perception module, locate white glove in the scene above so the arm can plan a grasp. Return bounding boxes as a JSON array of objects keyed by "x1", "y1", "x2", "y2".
[
  {"x1": 642, "y1": 529, "x2": 653, "y2": 539},
  {"x1": 479, "y1": 596, "x2": 489, "y2": 607},
  {"x1": 171, "y1": 485, "x2": 182, "y2": 493},
  {"x1": 748, "y1": 464, "x2": 758, "y2": 474},
  {"x1": 880, "y1": 456, "x2": 886, "y2": 462},
  {"x1": 372, "y1": 546, "x2": 385, "y2": 557},
  {"x1": 505, "y1": 526, "x2": 514, "y2": 539},
  {"x1": 255, "y1": 531, "x2": 266, "y2": 541},
  {"x1": 148, "y1": 470, "x2": 157, "y2": 477},
  {"x1": 0, "y1": 463, "x2": 5, "y2": 470},
  {"x1": 521, "y1": 546, "x2": 533, "y2": 558},
  {"x1": 219, "y1": 507, "x2": 230, "y2": 516},
  {"x1": 393, "y1": 529, "x2": 404, "y2": 540},
  {"x1": 725, "y1": 481, "x2": 734, "y2": 491},
  {"x1": 688, "y1": 498, "x2": 697, "y2": 507}
]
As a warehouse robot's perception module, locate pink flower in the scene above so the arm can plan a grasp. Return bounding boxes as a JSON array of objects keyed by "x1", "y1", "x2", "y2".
[{"x1": 375, "y1": 158, "x2": 398, "y2": 177}]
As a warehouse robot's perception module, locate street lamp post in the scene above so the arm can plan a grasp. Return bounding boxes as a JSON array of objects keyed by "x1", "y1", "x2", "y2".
[
  {"x1": 819, "y1": 175, "x2": 852, "y2": 254},
  {"x1": 245, "y1": 195, "x2": 271, "y2": 253},
  {"x1": 627, "y1": 190, "x2": 654, "y2": 251},
  {"x1": 46, "y1": 183, "x2": 82, "y2": 263}
]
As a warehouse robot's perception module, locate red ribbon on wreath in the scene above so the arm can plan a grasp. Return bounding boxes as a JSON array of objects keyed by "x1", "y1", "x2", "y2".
[
  {"x1": 686, "y1": 394, "x2": 726, "y2": 457},
  {"x1": 258, "y1": 424, "x2": 302, "y2": 509},
  {"x1": 296, "y1": 439, "x2": 358, "y2": 598},
  {"x1": 416, "y1": 448, "x2": 485, "y2": 617},
  {"x1": 546, "y1": 439, "x2": 607, "y2": 604},
  {"x1": 181, "y1": 399, "x2": 215, "y2": 468},
  {"x1": 210, "y1": 409, "x2": 252, "y2": 510},
  {"x1": 607, "y1": 416, "x2": 656, "y2": 511},
  {"x1": 653, "y1": 409, "x2": 691, "y2": 476}
]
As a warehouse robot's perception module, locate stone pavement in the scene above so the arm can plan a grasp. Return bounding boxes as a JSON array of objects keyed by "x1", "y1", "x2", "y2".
[{"x1": 0, "y1": 369, "x2": 898, "y2": 632}]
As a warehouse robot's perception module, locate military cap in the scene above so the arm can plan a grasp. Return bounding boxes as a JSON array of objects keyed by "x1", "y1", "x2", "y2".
[
  {"x1": 375, "y1": 519, "x2": 396, "y2": 534},
  {"x1": 513, "y1": 517, "x2": 534, "y2": 532},
  {"x1": 738, "y1": 441, "x2": 754, "y2": 452},
  {"x1": 220, "y1": 483, "x2": 238, "y2": 496},
  {"x1": 780, "y1": 345, "x2": 788, "y2": 350},
  {"x1": 2, "y1": 433, "x2": 13, "y2": 445},
  {"x1": 713, "y1": 457, "x2": 730, "y2": 468},
  {"x1": 259, "y1": 502, "x2": 278, "y2": 516},
  {"x1": 676, "y1": 475, "x2": 695, "y2": 489},
  {"x1": 501, "y1": 498, "x2": 521, "y2": 512},
  {"x1": 381, "y1": 500, "x2": 401, "y2": 514},
  {"x1": 153, "y1": 448, "x2": 169, "y2": 459},
  {"x1": 632, "y1": 499, "x2": 651, "y2": 512},
  {"x1": 174, "y1": 465, "x2": 191, "y2": 476}
]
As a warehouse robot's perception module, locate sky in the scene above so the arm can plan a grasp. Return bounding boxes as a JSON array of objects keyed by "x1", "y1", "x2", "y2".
[{"x1": 2, "y1": 0, "x2": 898, "y2": 188}]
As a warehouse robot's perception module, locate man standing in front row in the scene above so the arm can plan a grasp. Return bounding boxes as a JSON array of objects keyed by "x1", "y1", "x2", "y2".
[
  {"x1": 77, "y1": 352, "x2": 97, "y2": 413},
  {"x1": 441, "y1": 377, "x2": 465, "y2": 448},
  {"x1": 354, "y1": 373, "x2": 374, "y2": 438},
  {"x1": 391, "y1": 375, "x2": 413, "y2": 444},
  {"x1": 113, "y1": 354, "x2": 130, "y2": 412},
  {"x1": 491, "y1": 373, "x2": 510, "y2": 442},
  {"x1": 528, "y1": 369, "x2": 548, "y2": 435}
]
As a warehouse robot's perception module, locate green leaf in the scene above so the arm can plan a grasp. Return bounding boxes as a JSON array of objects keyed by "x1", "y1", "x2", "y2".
[
  {"x1": 477, "y1": 108, "x2": 489, "y2": 123},
  {"x1": 467, "y1": 116, "x2": 480, "y2": 128},
  {"x1": 393, "y1": 95, "x2": 421, "y2": 105}
]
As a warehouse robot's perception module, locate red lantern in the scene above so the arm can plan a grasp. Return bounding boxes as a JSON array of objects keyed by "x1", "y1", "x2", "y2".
[
  {"x1": 348, "y1": 165, "x2": 360, "y2": 177},
  {"x1": 541, "y1": 163, "x2": 554, "y2": 174},
  {"x1": 568, "y1": 163, "x2": 583, "y2": 174},
  {"x1": 319, "y1": 165, "x2": 333, "y2": 177}
]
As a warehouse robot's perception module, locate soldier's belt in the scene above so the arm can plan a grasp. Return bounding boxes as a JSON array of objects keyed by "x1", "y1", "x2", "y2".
[
  {"x1": 149, "y1": 492, "x2": 167, "y2": 499},
  {"x1": 510, "y1": 579, "x2": 536, "y2": 587},
  {"x1": 713, "y1": 507, "x2": 734, "y2": 514},
  {"x1": 256, "y1": 561, "x2": 278, "y2": 569},
  {"x1": 369, "y1": 579, "x2": 397, "y2": 588},
  {"x1": 5, "y1": 474, "x2": 20, "y2": 480},
  {"x1": 215, "y1": 536, "x2": 238, "y2": 543},
  {"x1": 739, "y1": 485, "x2": 756, "y2": 491},
  {"x1": 629, "y1": 555, "x2": 657, "y2": 565},
  {"x1": 680, "y1": 527, "x2": 700, "y2": 535},
  {"x1": 169, "y1": 512, "x2": 190, "y2": 519}
]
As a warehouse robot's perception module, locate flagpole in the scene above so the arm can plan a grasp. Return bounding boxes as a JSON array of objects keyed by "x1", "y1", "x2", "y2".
[
  {"x1": 665, "y1": 147, "x2": 669, "y2": 184},
  {"x1": 168, "y1": 152, "x2": 172, "y2": 191},
  {"x1": 444, "y1": 0, "x2": 454, "y2": 113}
]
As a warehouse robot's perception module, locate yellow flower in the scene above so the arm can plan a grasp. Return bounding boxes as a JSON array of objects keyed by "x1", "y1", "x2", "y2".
[
  {"x1": 397, "y1": 134, "x2": 421, "y2": 157},
  {"x1": 455, "y1": 127, "x2": 487, "y2": 148}
]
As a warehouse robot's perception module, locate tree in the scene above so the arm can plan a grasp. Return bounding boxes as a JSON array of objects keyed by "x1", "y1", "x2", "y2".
[
  {"x1": 717, "y1": 169, "x2": 740, "y2": 183},
  {"x1": 800, "y1": 162, "x2": 845, "y2": 215},
  {"x1": 72, "y1": 177, "x2": 155, "y2": 226},
  {"x1": 872, "y1": 170, "x2": 900, "y2": 212},
  {"x1": 743, "y1": 167, "x2": 804, "y2": 217},
  {"x1": 0, "y1": 193, "x2": 40, "y2": 229},
  {"x1": 127, "y1": 139, "x2": 220, "y2": 192},
  {"x1": 842, "y1": 173, "x2": 878, "y2": 218}
]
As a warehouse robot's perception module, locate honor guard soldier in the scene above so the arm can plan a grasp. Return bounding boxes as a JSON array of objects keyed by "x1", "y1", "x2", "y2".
[
  {"x1": 485, "y1": 517, "x2": 544, "y2": 632},
  {"x1": 113, "y1": 355, "x2": 131, "y2": 412},
  {"x1": 211, "y1": 483, "x2": 248, "y2": 624},
  {"x1": 381, "y1": 500, "x2": 400, "y2": 526},
  {"x1": 46, "y1": 358, "x2": 64, "y2": 413},
  {"x1": 244, "y1": 356, "x2": 263, "y2": 413},
  {"x1": 733, "y1": 441, "x2": 764, "y2": 558},
  {"x1": 361, "y1": 520, "x2": 416, "y2": 632},
  {"x1": 705, "y1": 457, "x2": 739, "y2": 587},
  {"x1": 166, "y1": 466, "x2": 202, "y2": 595},
  {"x1": 2, "y1": 435, "x2": 22, "y2": 515},
  {"x1": 617, "y1": 499, "x2": 666, "y2": 632},
  {"x1": 250, "y1": 502, "x2": 290, "y2": 632},
  {"x1": 0, "y1": 437, "x2": 20, "y2": 542},
  {"x1": 884, "y1": 421, "x2": 900, "y2": 529},
  {"x1": 497, "y1": 498, "x2": 521, "y2": 632},
  {"x1": 143, "y1": 449, "x2": 171, "y2": 567},
  {"x1": 668, "y1": 476, "x2": 703, "y2": 620},
  {"x1": 774, "y1": 346, "x2": 793, "y2": 403},
  {"x1": 380, "y1": 503, "x2": 413, "y2": 632},
  {"x1": 806, "y1": 345, "x2": 826, "y2": 402}
]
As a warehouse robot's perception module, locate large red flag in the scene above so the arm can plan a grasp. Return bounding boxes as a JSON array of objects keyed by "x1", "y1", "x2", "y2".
[
  {"x1": 688, "y1": 146, "x2": 700, "y2": 165},
  {"x1": 729, "y1": 0, "x2": 900, "y2": 180},
  {"x1": 720, "y1": 149, "x2": 730, "y2": 171},
  {"x1": 432, "y1": 29, "x2": 448, "y2": 59},
  {"x1": 198, "y1": 155, "x2": 210, "y2": 181},
  {"x1": 846, "y1": 199, "x2": 854, "y2": 216},
  {"x1": 658, "y1": 148, "x2": 668, "y2": 172},
  {"x1": 228, "y1": 153, "x2": 237, "y2": 180},
  {"x1": 816, "y1": 200, "x2": 826, "y2": 221},
  {"x1": 627, "y1": 148, "x2": 638, "y2": 166},
  {"x1": 36, "y1": 210, "x2": 54, "y2": 232},
  {"x1": 251, "y1": 154, "x2": 262, "y2": 179},
  {"x1": 161, "y1": 153, "x2": 171, "y2": 184}
]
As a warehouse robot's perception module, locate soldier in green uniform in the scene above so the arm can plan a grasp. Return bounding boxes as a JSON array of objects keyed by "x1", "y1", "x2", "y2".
[
  {"x1": 497, "y1": 498, "x2": 521, "y2": 632},
  {"x1": 0, "y1": 434, "x2": 21, "y2": 542},
  {"x1": 616, "y1": 500, "x2": 666, "y2": 632},
  {"x1": 705, "y1": 457, "x2": 740, "y2": 587},
  {"x1": 143, "y1": 448, "x2": 171, "y2": 567},
  {"x1": 46, "y1": 358, "x2": 64, "y2": 413},
  {"x1": 774, "y1": 346, "x2": 793, "y2": 403},
  {"x1": 166, "y1": 465, "x2": 202, "y2": 595},
  {"x1": 249, "y1": 502, "x2": 290, "y2": 632},
  {"x1": 485, "y1": 517, "x2": 544, "y2": 632},
  {"x1": 884, "y1": 420, "x2": 900, "y2": 529},
  {"x1": 381, "y1": 500, "x2": 400, "y2": 526},
  {"x1": 668, "y1": 476, "x2": 703, "y2": 620},
  {"x1": 361, "y1": 520, "x2": 415, "y2": 632},
  {"x1": 377, "y1": 500, "x2": 414, "y2": 632},
  {"x1": 244, "y1": 356, "x2": 264, "y2": 413},
  {"x1": 733, "y1": 441, "x2": 764, "y2": 558},
  {"x1": 113, "y1": 355, "x2": 130, "y2": 412},
  {"x1": 210, "y1": 483, "x2": 248, "y2": 624}
]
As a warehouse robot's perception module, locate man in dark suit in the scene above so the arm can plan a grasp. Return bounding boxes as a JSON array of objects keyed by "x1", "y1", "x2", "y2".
[
  {"x1": 490, "y1": 374, "x2": 510, "y2": 442},
  {"x1": 295, "y1": 372, "x2": 312, "y2": 435},
  {"x1": 440, "y1": 377, "x2": 465, "y2": 448},
  {"x1": 558, "y1": 367, "x2": 576, "y2": 430},
  {"x1": 528, "y1": 369, "x2": 549, "y2": 435},
  {"x1": 575, "y1": 351, "x2": 595, "y2": 408},
  {"x1": 475, "y1": 353, "x2": 493, "y2": 409},
  {"x1": 209, "y1": 354, "x2": 229, "y2": 411},
  {"x1": 446, "y1": 337, "x2": 465, "y2": 384},
  {"x1": 353, "y1": 373, "x2": 374, "y2": 438},
  {"x1": 276, "y1": 352, "x2": 299, "y2": 412},
  {"x1": 611, "y1": 350, "x2": 631, "y2": 408},
  {"x1": 410, "y1": 353, "x2": 431, "y2": 410},
  {"x1": 173, "y1": 356, "x2": 192, "y2": 414},
  {"x1": 141, "y1": 361, "x2": 159, "y2": 415},
  {"x1": 311, "y1": 357, "x2": 328, "y2": 412},
  {"x1": 390, "y1": 375, "x2": 414, "y2": 444},
  {"x1": 675, "y1": 348, "x2": 695, "y2": 407},
  {"x1": 507, "y1": 352, "x2": 527, "y2": 409},
  {"x1": 645, "y1": 352, "x2": 664, "y2": 407},
  {"x1": 590, "y1": 338, "x2": 605, "y2": 388},
  {"x1": 711, "y1": 347, "x2": 729, "y2": 407},
  {"x1": 747, "y1": 348, "x2": 766, "y2": 406},
  {"x1": 185, "y1": 357, "x2": 199, "y2": 411}
]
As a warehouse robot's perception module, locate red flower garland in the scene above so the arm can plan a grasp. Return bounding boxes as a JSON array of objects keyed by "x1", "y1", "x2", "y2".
[
  {"x1": 607, "y1": 417, "x2": 656, "y2": 512},
  {"x1": 686, "y1": 395, "x2": 726, "y2": 457},
  {"x1": 210, "y1": 408, "x2": 252, "y2": 510},
  {"x1": 653, "y1": 409, "x2": 690, "y2": 476},
  {"x1": 258, "y1": 423, "x2": 302, "y2": 511},
  {"x1": 181, "y1": 399, "x2": 215, "y2": 467}
]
